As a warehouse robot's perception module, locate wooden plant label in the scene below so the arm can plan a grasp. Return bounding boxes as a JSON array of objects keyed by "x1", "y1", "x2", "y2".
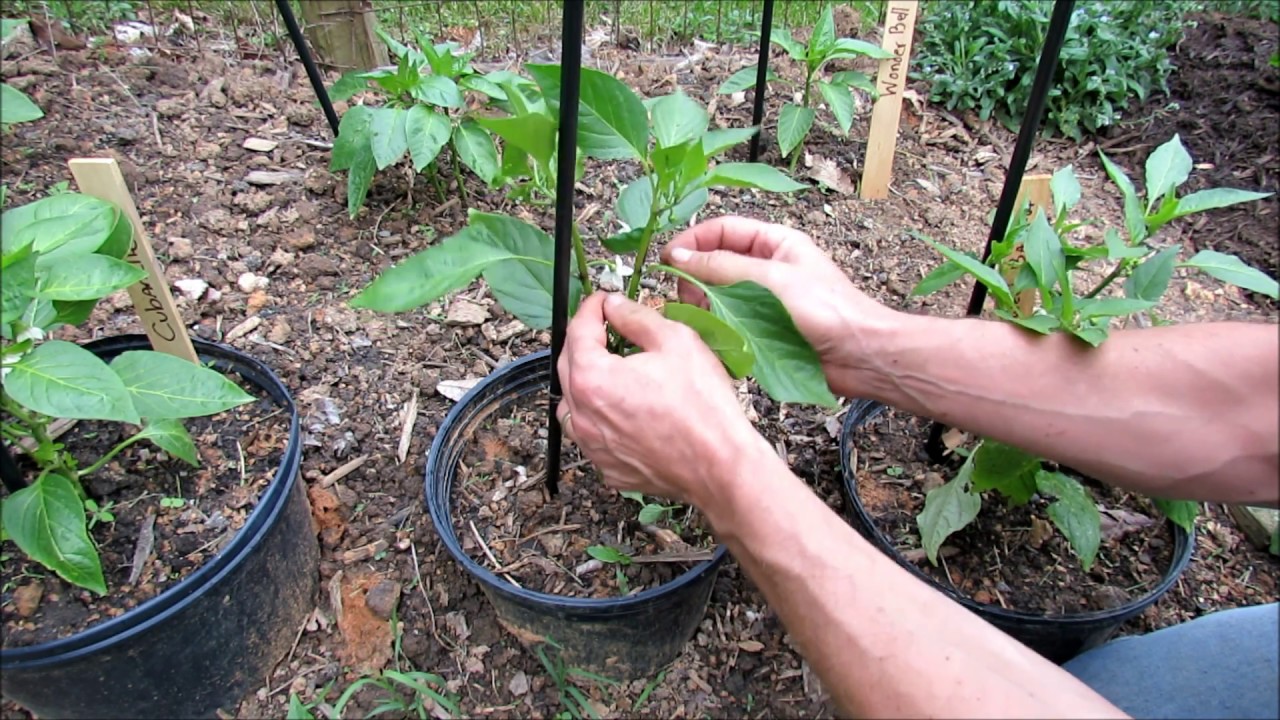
[
  {"x1": 860, "y1": 0, "x2": 919, "y2": 200},
  {"x1": 68, "y1": 158, "x2": 198, "y2": 363},
  {"x1": 1005, "y1": 174, "x2": 1054, "y2": 316}
]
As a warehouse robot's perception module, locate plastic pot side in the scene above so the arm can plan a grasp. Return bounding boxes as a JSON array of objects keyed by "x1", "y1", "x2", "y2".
[
  {"x1": 838, "y1": 400, "x2": 1195, "y2": 665},
  {"x1": 425, "y1": 350, "x2": 728, "y2": 680},
  {"x1": 1, "y1": 335, "x2": 320, "y2": 719}
]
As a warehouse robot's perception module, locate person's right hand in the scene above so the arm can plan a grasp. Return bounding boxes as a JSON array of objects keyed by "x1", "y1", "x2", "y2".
[{"x1": 662, "y1": 215, "x2": 901, "y2": 399}]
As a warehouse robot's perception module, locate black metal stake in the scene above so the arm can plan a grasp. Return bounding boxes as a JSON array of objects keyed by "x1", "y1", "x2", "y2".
[
  {"x1": 1, "y1": 444, "x2": 27, "y2": 494},
  {"x1": 748, "y1": 0, "x2": 775, "y2": 162},
  {"x1": 927, "y1": 0, "x2": 1077, "y2": 461},
  {"x1": 273, "y1": 0, "x2": 341, "y2": 137},
  {"x1": 546, "y1": 0, "x2": 586, "y2": 498}
]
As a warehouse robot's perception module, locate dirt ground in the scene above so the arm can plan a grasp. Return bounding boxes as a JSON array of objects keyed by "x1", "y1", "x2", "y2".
[{"x1": 1, "y1": 9, "x2": 1277, "y2": 719}]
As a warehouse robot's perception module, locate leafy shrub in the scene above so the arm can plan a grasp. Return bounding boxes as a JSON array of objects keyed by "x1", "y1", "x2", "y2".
[{"x1": 913, "y1": 0, "x2": 1193, "y2": 140}]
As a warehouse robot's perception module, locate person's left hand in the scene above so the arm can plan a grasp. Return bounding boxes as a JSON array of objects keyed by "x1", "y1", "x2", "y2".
[{"x1": 556, "y1": 292, "x2": 767, "y2": 508}]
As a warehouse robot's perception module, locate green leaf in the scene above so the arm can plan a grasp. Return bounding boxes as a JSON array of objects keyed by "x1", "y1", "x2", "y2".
[
  {"x1": 1034, "y1": 470, "x2": 1101, "y2": 571},
  {"x1": 345, "y1": 151, "x2": 376, "y2": 219},
  {"x1": 470, "y1": 212, "x2": 580, "y2": 329},
  {"x1": 1103, "y1": 227, "x2": 1147, "y2": 260},
  {"x1": 1143, "y1": 135, "x2": 1193, "y2": 212},
  {"x1": 2, "y1": 254, "x2": 36, "y2": 325},
  {"x1": 36, "y1": 254, "x2": 146, "y2": 301},
  {"x1": 809, "y1": 4, "x2": 837, "y2": 58},
  {"x1": 331, "y1": 105, "x2": 373, "y2": 172},
  {"x1": 1124, "y1": 246, "x2": 1179, "y2": 302},
  {"x1": 995, "y1": 310, "x2": 1061, "y2": 334},
  {"x1": 702, "y1": 127, "x2": 759, "y2": 157},
  {"x1": 1075, "y1": 297, "x2": 1156, "y2": 320},
  {"x1": 325, "y1": 71, "x2": 370, "y2": 104},
  {"x1": 1050, "y1": 165, "x2": 1082, "y2": 218},
  {"x1": 459, "y1": 74, "x2": 505, "y2": 99},
  {"x1": 651, "y1": 92, "x2": 708, "y2": 149},
  {"x1": 1151, "y1": 498, "x2": 1198, "y2": 534},
  {"x1": 411, "y1": 75, "x2": 465, "y2": 108},
  {"x1": 602, "y1": 227, "x2": 645, "y2": 253},
  {"x1": 770, "y1": 29, "x2": 807, "y2": 61},
  {"x1": 2, "y1": 474, "x2": 106, "y2": 595},
  {"x1": 616, "y1": 176, "x2": 654, "y2": 231},
  {"x1": 52, "y1": 299, "x2": 98, "y2": 328},
  {"x1": 136, "y1": 418, "x2": 198, "y2": 465},
  {"x1": 0, "y1": 82, "x2": 43, "y2": 125},
  {"x1": 637, "y1": 504, "x2": 669, "y2": 524},
  {"x1": 110, "y1": 350, "x2": 255, "y2": 419},
  {"x1": 403, "y1": 105, "x2": 452, "y2": 172},
  {"x1": 828, "y1": 38, "x2": 895, "y2": 60},
  {"x1": 620, "y1": 491, "x2": 645, "y2": 504},
  {"x1": 817, "y1": 81, "x2": 854, "y2": 135},
  {"x1": 830, "y1": 70, "x2": 877, "y2": 95},
  {"x1": 663, "y1": 302, "x2": 754, "y2": 379},
  {"x1": 5, "y1": 340, "x2": 139, "y2": 422},
  {"x1": 97, "y1": 211, "x2": 134, "y2": 260},
  {"x1": 1068, "y1": 324, "x2": 1109, "y2": 347},
  {"x1": 1022, "y1": 210, "x2": 1064, "y2": 295},
  {"x1": 2, "y1": 194, "x2": 115, "y2": 261},
  {"x1": 452, "y1": 120, "x2": 500, "y2": 186},
  {"x1": 912, "y1": 259, "x2": 968, "y2": 296},
  {"x1": 917, "y1": 456, "x2": 981, "y2": 565},
  {"x1": 970, "y1": 440, "x2": 1039, "y2": 506},
  {"x1": 527, "y1": 64, "x2": 649, "y2": 160},
  {"x1": 1098, "y1": 150, "x2": 1146, "y2": 243},
  {"x1": 368, "y1": 107, "x2": 409, "y2": 170},
  {"x1": 911, "y1": 231, "x2": 1014, "y2": 309},
  {"x1": 474, "y1": 113, "x2": 556, "y2": 165},
  {"x1": 699, "y1": 281, "x2": 836, "y2": 407},
  {"x1": 717, "y1": 66, "x2": 780, "y2": 94},
  {"x1": 351, "y1": 230, "x2": 516, "y2": 313},
  {"x1": 1180, "y1": 250, "x2": 1279, "y2": 299},
  {"x1": 1172, "y1": 188, "x2": 1273, "y2": 219},
  {"x1": 586, "y1": 545, "x2": 631, "y2": 565},
  {"x1": 704, "y1": 163, "x2": 806, "y2": 192},
  {"x1": 776, "y1": 104, "x2": 815, "y2": 159}
]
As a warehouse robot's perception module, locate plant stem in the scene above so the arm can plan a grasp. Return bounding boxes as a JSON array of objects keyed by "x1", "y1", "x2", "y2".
[
  {"x1": 570, "y1": 223, "x2": 591, "y2": 291},
  {"x1": 77, "y1": 432, "x2": 147, "y2": 479},
  {"x1": 427, "y1": 162, "x2": 446, "y2": 202},
  {"x1": 1083, "y1": 261, "x2": 1130, "y2": 299},
  {"x1": 626, "y1": 175, "x2": 665, "y2": 301},
  {"x1": 1, "y1": 393, "x2": 77, "y2": 480},
  {"x1": 450, "y1": 146, "x2": 469, "y2": 207}
]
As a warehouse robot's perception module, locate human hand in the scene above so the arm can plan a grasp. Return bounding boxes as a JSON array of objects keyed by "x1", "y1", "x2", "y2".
[
  {"x1": 662, "y1": 215, "x2": 901, "y2": 398},
  {"x1": 556, "y1": 292, "x2": 772, "y2": 507}
]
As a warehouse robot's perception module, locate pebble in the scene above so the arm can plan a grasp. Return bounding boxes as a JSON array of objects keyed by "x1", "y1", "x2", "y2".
[
  {"x1": 364, "y1": 579, "x2": 400, "y2": 620},
  {"x1": 268, "y1": 320, "x2": 292, "y2": 344},
  {"x1": 13, "y1": 582, "x2": 43, "y2": 618},
  {"x1": 168, "y1": 236, "x2": 194, "y2": 260},
  {"x1": 445, "y1": 299, "x2": 489, "y2": 326},
  {"x1": 508, "y1": 671, "x2": 529, "y2": 696},
  {"x1": 242, "y1": 137, "x2": 278, "y2": 152},
  {"x1": 237, "y1": 272, "x2": 269, "y2": 293},
  {"x1": 174, "y1": 278, "x2": 208, "y2": 301}
]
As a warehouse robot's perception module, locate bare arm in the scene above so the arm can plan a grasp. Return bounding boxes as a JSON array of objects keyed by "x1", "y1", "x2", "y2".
[
  {"x1": 838, "y1": 316, "x2": 1279, "y2": 506},
  {"x1": 699, "y1": 436, "x2": 1128, "y2": 719}
]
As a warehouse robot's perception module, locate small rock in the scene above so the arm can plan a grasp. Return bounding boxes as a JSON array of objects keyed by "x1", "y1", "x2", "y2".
[
  {"x1": 267, "y1": 248, "x2": 295, "y2": 272},
  {"x1": 297, "y1": 254, "x2": 338, "y2": 277},
  {"x1": 154, "y1": 97, "x2": 186, "y2": 117},
  {"x1": 246, "y1": 290, "x2": 268, "y2": 313},
  {"x1": 921, "y1": 472, "x2": 945, "y2": 492},
  {"x1": 174, "y1": 278, "x2": 208, "y2": 301},
  {"x1": 168, "y1": 236, "x2": 194, "y2": 260},
  {"x1": 364, "y1": 579, "x2": 401, "y2": 620},
  {"x1": 224, "y1": 316, "x2": 262, "y2": 343},
  {"x1": 195, "y1": 141, "x2": 220, "y2": 160},
  {"x1": 13, "y1": 582, "x2": 43, "y2": 617},
  {"x1": 268, "y1": 320, "x2": 292, "y2": 344},
  {"x1": 508, "y1": 670, "x2": 529, "y2": 696},
  {"x1": 972, "y1": 589, "x2": 993, "y2": 604},
  {"x1": 445, "y1": 299, "x2": 489, "y2": 326},
  {"x1": 1090, "y1": 585, "x2": 1130, "y2": 610},
  {"x1": 200, "y1": 77, "x2": 228, "y2": 108},
  {"x1": 237, "y1": 272, "x2": 269, "y2": 293},
  {"x1": 436, "y1": 378, "x2": 481, "y2": 402},
  {"x1": 234, "y1": 190, "x2": 273, "y2": 214},
  {"x1": 737, "y1": 640, "x2": 764, "y2": 653},
  {"x1": 304, "y1": 169, "x2": 334, "y2": 195},
  {"x1": 286, "y1": 228, "x2": 316, "y2": 250},
  {"x1": 286, "y1": 104, "x2": 316, "y2": 126},
  {"x1": 242, "y1": 137, "x2": 279, "y2": 152}
]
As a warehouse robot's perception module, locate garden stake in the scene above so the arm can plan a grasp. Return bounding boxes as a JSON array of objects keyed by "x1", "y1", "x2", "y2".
[
  {"x1": 748, "y1": 0, "x2": 776, "y2": 162},
  {"x1": 273, "y1": 0, "x2": 340, "y2": 136},
  {"x1": 0, "y1": 443, "x2": 25, "y2": 493},
  {"x1": 547, "y1": 0, "x2": 586, "y2": 498},
  {"x1": 860, "y1": 0, "x2": 919, "y2": 199},
  {"x1": 926, "y1": 0, "x2": 1076, "y2": 460}
]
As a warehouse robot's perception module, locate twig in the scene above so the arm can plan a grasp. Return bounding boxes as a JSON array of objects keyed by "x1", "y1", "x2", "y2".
[
  {"x1": 103, "y1": 69, "x2": 147, "y2": 113},
  {"x1": 410, "y1": 538, "x2": 454, "y2": 652},
  {"x1": 516, "y1": 523, "x2": 582, "y2": 543},
  {"x1": 320, "y1": 454, "x2": 368, "y2": 488},
  {"x1": 397, "y1": 387, "x2": 419, "y2": 465},
  {"x1": 151, "y1": 112, "x2": 162, "y2": 149},
  {"x1": 243, "y1": 407, "x2": 285, "y2": 429},
  {"x1": 128, "y1": 511, "x2": 157, "y2": 585},
  {"x1": 470, "y1": 520, "x2": 521, "y2": 588}
]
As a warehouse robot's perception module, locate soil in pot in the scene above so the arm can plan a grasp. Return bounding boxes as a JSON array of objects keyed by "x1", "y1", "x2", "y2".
[
  {"x1": 1, "y1": 363, "x2": 290, "y2": 648},
  {"x1": 850, "y1": 407, "x2": 1177, "y2": 615},
  {"x1": 450, "y1": 389, "x2": 715, "y2": 599}
]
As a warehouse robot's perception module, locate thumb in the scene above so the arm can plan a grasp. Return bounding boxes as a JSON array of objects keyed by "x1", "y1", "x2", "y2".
[
  {"x1": 603, "y1": 294, "x2": 674, "y2": 351},
  {"x1": 668, "y1": 246, "x2": 774, "y2": 288}
]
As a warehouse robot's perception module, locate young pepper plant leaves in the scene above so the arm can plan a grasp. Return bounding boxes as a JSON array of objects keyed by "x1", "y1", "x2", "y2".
[
  {"x1": 777, "y1": 104, "x2": 815, "y2": 160},
  {"x1": 5, "y1": 340, "x2": 140, "y2": 423},
  {"x1": 1124, "y1": 246, "x2": 1179, "y2": 302},
  {"x1": 662, "y1": 302, "x2": 754, "y2": 379},
  {"x1": 109, "y1": 351, "x2": 255, "y2": 419},
  {"x1": 1, "y1": 473, "x2": 106, "y2": 595},
  {"x1": 911, "y1": 231, "x2": 1015, "y2": 309},
  {"x1": 1171, "y1": 188, "x2": 1273, "y2": 220},
  {"x1": 404, "y1": 106, "x2": 452, "y2": 172},
  {"x1": 917, "y1": 454, "x2": 981, "y2": 565},
  {"x1": 369, "y1": 107, "x2": 409, "y2": 170},
  {"x1": 1034, "y1": 470, "x2": 1101, "y2": 571},
  {"x1": 702, "y1": 127, "x2": 759, "y2": 157},
  {"x1": 471, "y1": 212, "x2": 581, "y2": 329},
  {"x1": 1022, "y1": 210, "x2": 1065, "y2": 298},
  {"x1": 1151, "y1": 497, "x2": 1198, "y2": 534},
  {"x1": 970, "y1": 439, "x2": 1040, "y2": 506},
  {"x1": 650, "y1": 91, "x2": 708, "y2": 150},
  {"x1": 453, "y1": 120, "x2": 500, "y2": 186},
  {"x1": 1180, "y1": 250, "x2": 1279, "y2": 299},
  {"x1": 526, "y1": 64, "x2": 650, "y2": 161},
  {"x1": 351, "y1": 231, "x2": 516, "y2": 313},
  {"x1": 586, "y1": 545, "x2": 632, "y2": 565},
  {"x1": 716, "y1": 66, "x2": 782, "y2": 94},
  {"x1": 817, "y1": 81, "x2": 855, "y2": 134},
  {"x1": 136, "y1": 418, "x2": 199, "y2": 466},
  {"x1": 36, "y1": 255, "x2": 146, "y2": 302},
  {"x1": 1143, "y1": 134, "x2": 1192, "y2": 213},
  {"x1": 704, "y1": 163, "x2": 806, "y2": 192}
]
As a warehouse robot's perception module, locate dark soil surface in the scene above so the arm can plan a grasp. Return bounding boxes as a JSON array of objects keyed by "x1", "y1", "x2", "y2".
[
  {"x1": 1, "y1": 6, "x2": 1276, "y2": 719},
  {"x1": 849, "y1": 406, "x2": 1178, "y2": 616},
  {"x1": 452, "y1": 389, "x2": 712, "y2": 599},
  {"x1": 1, "y1": 364, "x2": 287, "y2": 648}
]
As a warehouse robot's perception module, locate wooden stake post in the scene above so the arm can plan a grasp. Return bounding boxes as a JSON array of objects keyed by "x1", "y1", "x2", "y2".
[
  {"x1": 860, "y1": 0, "x2": 918, "y2": 200},
  {"x1": 69, "y1": 158, "x2": 198, "y2": 363},
  {"x1": 1006, "y1": 174, "x2": 1053, "y2": 317}
]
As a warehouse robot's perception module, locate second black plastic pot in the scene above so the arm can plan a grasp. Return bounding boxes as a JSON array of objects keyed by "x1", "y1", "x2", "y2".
[
  {"x1": 425, "y1": 350, "x2": 728, "y2": 681},
  {"x1": 1, "y1": 335, "x2": 320, "y2": 719},
  {"x1": 839, "y1": 399, "x2": 1195, "y2": 665}
]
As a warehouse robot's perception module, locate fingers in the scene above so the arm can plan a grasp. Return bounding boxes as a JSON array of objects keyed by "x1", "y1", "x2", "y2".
[
  {"x1": 601, "y1": 294, "x2": 674, "y2": 351},
  {"x1": 556, "y1": 398, "x2": 575, "y2": 441},
  {"x1": 664, "y1": 215, "x2": 801, "y2": 260}
]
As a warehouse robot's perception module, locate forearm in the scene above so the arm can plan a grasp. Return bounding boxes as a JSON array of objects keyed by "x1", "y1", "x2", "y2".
[
  {"x1": 838, "y1": 315, "x2": 1279, "y2": 505},
  {"x1": 700, "y1": 440, "x2": 1127, "y2": 718}
]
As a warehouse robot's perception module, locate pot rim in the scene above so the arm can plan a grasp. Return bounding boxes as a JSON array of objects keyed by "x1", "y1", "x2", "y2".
[
  {"x1": 1, "y1": 334, "x2": 303, "y2": 664},
  {"x1": 425, "y1": 349, "x2": 729, "y2": 614},
  {"x1": 838, "y1": 399, "x2": 1195, "y2": 626}
]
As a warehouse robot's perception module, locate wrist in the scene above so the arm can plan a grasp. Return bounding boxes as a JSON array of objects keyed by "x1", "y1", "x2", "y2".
[
  {"x1": 691, "y1": 426, "x2": 793, "y2": 532},
  {"x1": 826, "y1": 307, "x2": 935, "y2": 402}
]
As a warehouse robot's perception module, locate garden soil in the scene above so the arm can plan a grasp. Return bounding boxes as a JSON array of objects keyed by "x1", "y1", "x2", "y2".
[{"x1": 1, "y1": 9, "x2": 1276, "y2": 719}]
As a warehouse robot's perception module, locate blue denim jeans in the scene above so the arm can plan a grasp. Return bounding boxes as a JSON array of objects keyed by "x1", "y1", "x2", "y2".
[{"x1": 1063, "y1": 602, "x2": 1279, "y2": 719}]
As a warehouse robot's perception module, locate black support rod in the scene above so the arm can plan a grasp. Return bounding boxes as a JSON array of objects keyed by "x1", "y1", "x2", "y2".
[
  {"x1": 748, "y1": 0, "x2": 775, "y2": 162},
  {"x1": 274, "y1": 0, "x2": 341, "y2": 137},
  {"x1": 1, "y1": 443, "x2": 26, "y2": 494},
  {"x1": 546, "y1": 0, "x2": 586, "y2": 498}
]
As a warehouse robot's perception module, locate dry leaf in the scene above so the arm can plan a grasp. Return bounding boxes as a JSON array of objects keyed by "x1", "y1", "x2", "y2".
[
  {"x1": 737, "y1": 640, "x2": 765, "y2": 653},
  {"x1": 1099, "y1": 508, "x2": 1156, "y2": 541},
  {"x1": 941, "y1": 427, "x2": 969, "y2": 452},
  {"x1": 807, "y1": 155, "x2": 856, "y2": 195},
  {"x1": 436, "y1": 378, "x2": 482, "y2": 402},
  {"x1": 1029, "y1": 516, "x2": 1054, "y2": 548}
]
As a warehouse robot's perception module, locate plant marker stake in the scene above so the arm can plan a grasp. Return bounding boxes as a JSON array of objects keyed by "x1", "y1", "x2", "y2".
[
  {"x1": 547, "y1": 0, "x2": 586, "y2": 498},
  {"x1": 1, "y1": 443, "x2": 25, "y2": 492},
  {"x1": 859, "y1": 0, "x2": 919, "y2": 200},
  {"x1": 274, "y1": 0, "x2": 341, "y2": 136},
  {"x1": 748, "y1": 0, "x2": 775, "y2": 162},
  {"x1": 926, "y1": 0, "x2": 1076, "y2": 460},
  {"x1": 68, "y1": 159, "x2": 199, "y2": 364}
]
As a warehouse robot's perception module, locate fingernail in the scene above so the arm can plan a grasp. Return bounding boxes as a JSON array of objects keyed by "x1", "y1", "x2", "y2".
[
  {"x1": 604, "y1": 293, "x2": 625, "y2": 308},
  {"x1": 670, "y1": 247, "x2": 692, "y2": 262}
]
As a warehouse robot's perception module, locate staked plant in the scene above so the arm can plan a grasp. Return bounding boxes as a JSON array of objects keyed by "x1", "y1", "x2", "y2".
[
  {"x1": 350, "y1": 64, "x2": 838, "y2": 410},
  {"x1": 717, "y1": 3, "x2": 893, "y2": 171},
  {"x1": 1, "y1": 19, "x2": 44, "y2": 129},
  {"x1": 909, "y1": 135, "x2": 1276, "y2": 571},
  {"x1": 1, "y1": 192, "x2": 255, "y2": 594}
]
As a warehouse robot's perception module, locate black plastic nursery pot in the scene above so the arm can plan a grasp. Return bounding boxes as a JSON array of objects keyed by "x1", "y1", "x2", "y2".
[
  {"x1": 426, "y1": 350, "x2": 728, "y2": 681},
  {"x1": 0, "y1": 334, "x2": 319, "y2": 719},
  {"x1": 838, "y1": 400, "x2": 1195, "y2": 665}
]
